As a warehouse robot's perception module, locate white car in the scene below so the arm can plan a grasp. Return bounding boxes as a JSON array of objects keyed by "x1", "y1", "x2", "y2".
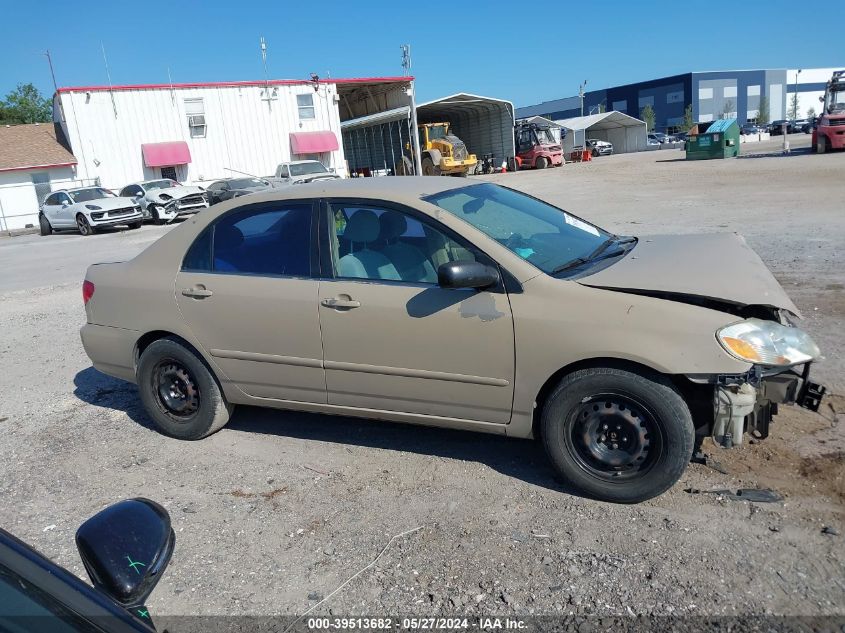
[
  {"x1": 119, "y1": 179, "x2": 208, "y2": 225},
  {"x1": 39, "y1": 187, "x2": 143, "y2": 236},
  {"x1": 586, "y1": 139, "x2": 613, "y2": 156}
]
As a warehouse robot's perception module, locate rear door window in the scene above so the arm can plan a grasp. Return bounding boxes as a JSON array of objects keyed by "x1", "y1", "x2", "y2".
[{"x1": 183, "y1": 202, "x2": 313, "y2": 277}]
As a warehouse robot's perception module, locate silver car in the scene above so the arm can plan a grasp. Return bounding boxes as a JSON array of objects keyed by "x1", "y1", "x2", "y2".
[
  {"x1": 39, "y1": 187, "x2": 143, "y2": 236},
  {"x1": 119, "y1": 179, "x2": 209, "y2": 225}
]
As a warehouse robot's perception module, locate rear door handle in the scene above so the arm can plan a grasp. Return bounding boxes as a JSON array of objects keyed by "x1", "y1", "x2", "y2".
[
  {"x1": 321, "y1": 297, "x2": 361, "y2": 309},
  {"x1": 181, "y1": 287, "x2": 213, "y2": 299}
]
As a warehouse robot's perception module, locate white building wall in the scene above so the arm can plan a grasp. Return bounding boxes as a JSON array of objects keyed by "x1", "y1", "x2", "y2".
[
  {"x1": 57, "y1": 83, "x2": 347, "y2": 190},
  {"x1": 787, "y1": 68, "x2": 842, "y2": 119},
  {"x1": 0, "y1": 167, "x2": 77, "y2": 231}
]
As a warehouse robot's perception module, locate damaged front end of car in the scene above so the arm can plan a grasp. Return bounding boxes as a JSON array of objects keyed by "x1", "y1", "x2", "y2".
[{"x1": 686, "y1": 309, "x2": 826, "y2": 448}]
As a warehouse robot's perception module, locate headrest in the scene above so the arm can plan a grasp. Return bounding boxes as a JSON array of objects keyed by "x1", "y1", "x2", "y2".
[
  {"x1": 378, "y1": 211, "x2": 407, "y2": 241},
  {"x1": 343, "y1": 209, "x2": 380, "y2": 243},
  {"x1": 215, "y1": 223, "x2": 244, "y2": 250}
]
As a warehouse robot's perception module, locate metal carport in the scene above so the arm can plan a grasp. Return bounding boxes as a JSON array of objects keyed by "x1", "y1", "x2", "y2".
[
  {"x1": 554, "y1": 111, "x2": 647, "y2": 154},
  {"x1": 417, "y1": 93, "x2": 515, "y2": 171}
]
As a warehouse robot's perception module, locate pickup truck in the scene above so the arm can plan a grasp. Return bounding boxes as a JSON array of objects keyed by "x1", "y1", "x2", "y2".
[{"x1": 272, "y1": 160, "x2": 342, "y2": 185}]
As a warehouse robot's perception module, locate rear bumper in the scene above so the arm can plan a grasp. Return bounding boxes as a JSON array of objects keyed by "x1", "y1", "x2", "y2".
[{"x1": 80, "y1": 323, "x2": 139, "y2": 383}]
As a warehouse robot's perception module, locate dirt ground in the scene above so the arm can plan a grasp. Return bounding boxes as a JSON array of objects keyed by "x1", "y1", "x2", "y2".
[{"x1": 0, "y1": 135, "x2": 843, "y2": 620}]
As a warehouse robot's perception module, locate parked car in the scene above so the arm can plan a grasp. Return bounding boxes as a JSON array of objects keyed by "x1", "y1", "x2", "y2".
[
  {"x1": 648, "y1": 132, "x2": 669, "y2": 144},
  {"x1": 801, "y1": 119, "x2": 816, "y2": 134},
  {"x1": 740, "y1": 124, "x2": 762, "y2": 135},
  {"x1": 1, "y1": 498, "x2": 174, "y2": 631},
  {"x1": 769, "y1": 120, "x2": 789, "y2": 135},
  {"x1": 586, "y1": 138, "x2": 613, "y2": 156},
  {"x1": 272, "y1": 160, "x2": 341, "y2": 185},
  {"x1": 790, "y1": 119, "x2": 810, "y2": 134},
  {"x1": 39, "y1": 186, "x2": 143, "y2": 236},
  {"x1": 206, "y1": 176, "x2": 276, "y2": 206},
  {"x1": 119, "y1": 179, "x2": 208, "y2": 224},
  {"x1": 80, "y1": 178, "x2": 825, "y2": 504},
  {"x1": 646, "y1": 137, "x2": 661, "y2": 147}
]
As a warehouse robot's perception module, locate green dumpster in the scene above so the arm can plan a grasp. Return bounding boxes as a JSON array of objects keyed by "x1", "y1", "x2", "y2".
[{"x1": 685, "y1": 118, "x2": 740, "y2": 160}]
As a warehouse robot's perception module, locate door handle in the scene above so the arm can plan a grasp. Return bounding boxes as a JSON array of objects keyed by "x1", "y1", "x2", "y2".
[
  {"x1": 321, "y1": 297, "x2": 361, "y2": 309},
  {"x1": 181, "y1": 286, "x2": 213, "y2": 299}
]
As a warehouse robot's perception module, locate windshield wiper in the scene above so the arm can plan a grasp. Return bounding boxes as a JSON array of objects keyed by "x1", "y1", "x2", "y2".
[{"x1": 550, "y1": 237, "x2": 637, "y2": 276}]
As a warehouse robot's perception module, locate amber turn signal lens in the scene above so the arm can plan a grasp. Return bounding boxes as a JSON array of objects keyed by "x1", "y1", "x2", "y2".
[{"x1": 720, "y1": 336, "x2": 762, "y2": 362}]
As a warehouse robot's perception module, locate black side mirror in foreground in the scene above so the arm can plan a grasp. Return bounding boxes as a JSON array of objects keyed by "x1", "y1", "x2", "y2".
[
  {"x1": 438, "y1": 260, "x2": 500, "y2": 290},
  {"x1": 75, "y1": 498, "x2": 174, "y2": 608}
]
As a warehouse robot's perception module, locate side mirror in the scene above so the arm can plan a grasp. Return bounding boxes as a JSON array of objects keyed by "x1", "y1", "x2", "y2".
[
  {"x1": 437, "y1": 260, "x2": 499, "y2": 290},
  {"x1": 75, "y1": 498, "x2": 174, "y2": 608},
  {"x1": 134, "y1": 192, "x2": 143, "y2": 198},
  {"x1": 61, "y1": 200, "x2": 69, "y2": 207}
]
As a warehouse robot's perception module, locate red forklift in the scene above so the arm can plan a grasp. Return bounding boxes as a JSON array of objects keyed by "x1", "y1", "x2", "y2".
[{"x1": 514, "y1": 121, "x2": 564, "y2": 169}]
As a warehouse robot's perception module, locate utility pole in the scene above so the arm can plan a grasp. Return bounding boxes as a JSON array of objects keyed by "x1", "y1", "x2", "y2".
[
  {"x1": 402, "y1": 44, "x2": 423, "y2": 176},
  {"x1": 44, "y1": 50, "x2": 58, "y2": 93},
  {"x1": 579, "y1": 80, "x2": 587, "y2": 117}
]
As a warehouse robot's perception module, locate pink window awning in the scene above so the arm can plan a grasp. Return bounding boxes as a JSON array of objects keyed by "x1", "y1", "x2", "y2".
[
  {"x1": 290, "y1": 131, "x2": 339, "y2": 154},
  {"x1": 142, "y1": 141, "x2": 192, "y2": 167}
]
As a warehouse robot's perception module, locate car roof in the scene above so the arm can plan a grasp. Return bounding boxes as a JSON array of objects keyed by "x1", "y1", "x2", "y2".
[{"x1": 222, "y1": 176, "x2": 477, "y2": 206}]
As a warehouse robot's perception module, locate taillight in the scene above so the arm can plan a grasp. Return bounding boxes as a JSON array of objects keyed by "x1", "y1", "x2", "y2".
[{"x1": 82, "y1": 280, "x2": 95, "y2": 305}]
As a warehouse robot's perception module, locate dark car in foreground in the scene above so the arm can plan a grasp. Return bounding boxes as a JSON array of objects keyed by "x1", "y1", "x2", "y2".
[
  {"x1": 1, "y1": 498, "x2": 174, "y2": 632},
  {"x1": 206, "y1": 177, "x2": 276, "y2": 205}
]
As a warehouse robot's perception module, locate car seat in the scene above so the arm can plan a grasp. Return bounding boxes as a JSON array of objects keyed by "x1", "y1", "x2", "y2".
[
  {"x1": 378, "y1": 211, "x2": 437, "y2": 283},
  {"x1": 337, "y1": 209, "x2": 400, "y2": 280}
]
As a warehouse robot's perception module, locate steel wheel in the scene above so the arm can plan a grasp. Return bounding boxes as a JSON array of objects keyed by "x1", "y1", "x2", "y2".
[
  {"x1": 565, "y1": 393, "x2": 664, "y2": 482},
  {"x1": 76, "y1": 214, "x2": 93, "y2": 236},
  {"x1": 152, "y1": 359, "x2": 200, "y2": 421}
]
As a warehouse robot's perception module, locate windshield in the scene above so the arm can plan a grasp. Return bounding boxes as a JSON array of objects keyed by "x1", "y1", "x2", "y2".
[
  {"x1": 289, "y1": 162, "x2": 329, "y2": 176},
  {"x1": 145, "y1": 180, "x2": 176, "y2": 191},
  {"x1": 427, "y1": 125, "x2": 449, "y2": 140},
  {"x1": 229, "y1": 177, "x2": 267, "y2": 188},
  {"x1": 423, "y1": 183, "x2": 615, "y2": 274},
  {"x1": 826, "y1": 87, "x2": 845, "y2": 114},
  {"x1": 67, "y1": 187, "x2": 115, "y2": 202},
  {"x1": 535, "y1": 128, "x2": 556, "y2": 144}
]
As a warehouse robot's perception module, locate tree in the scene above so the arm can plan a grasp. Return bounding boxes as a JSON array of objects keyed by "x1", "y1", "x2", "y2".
[
  {"x1": 682, "y1": 104, "x2": 695, "y2": 131},
  {"x1": 722, "y1": 99, "x2": 735, "y2": 119},
  {"x1": 807, "y1": 106, "x2": 816, "y2": 120},
  {"x1": 757, "y1": 95, "x2": 770, "y2": 125},
  {"x1": 640, "y1": 104, "x2": 655, "y2": 131},
  {"x1": 788, "y1": 92, "x2": 799, "y2": 120},
  {"x1": 0, "y1": 83, "x2": 51, "y2": 124}
]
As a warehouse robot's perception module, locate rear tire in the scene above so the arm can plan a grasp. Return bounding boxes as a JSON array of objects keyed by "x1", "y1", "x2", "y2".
[
  {"x1": 540, "y1": 367, "x2": 694, "y2": 503},
  {"x1": 39, "y1": 214, "x2": 53, "y2": 236},
  {"x1": 535, "y1": 156, "x2": 548, "y2": 169},
  {"x1": 137, "y1": 337, "x2": 233, "y2": 440},
  {"x1": 76, "y1": 214, "x2": 94, "y2": 236},
  {"x1": 128, "y1": 221, "x2": 142, "y2": 230}
]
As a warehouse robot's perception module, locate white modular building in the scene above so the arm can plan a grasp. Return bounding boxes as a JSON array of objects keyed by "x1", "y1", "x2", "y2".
[{"x1": 52, "y1": 76, "x2": 415, "y2": 191}]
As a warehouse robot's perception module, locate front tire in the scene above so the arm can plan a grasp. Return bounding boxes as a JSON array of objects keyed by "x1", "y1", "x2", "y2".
[
  {"x1": 76, "y1": 214, "x2": 94, "y2": 236},
  {"x1": 39, "y1": 214, "x2": 53, "y2": 236},
  {"x1": 541, "y1": 367, "x2": 694, "y2": 503},
  {"x1": 422, "y1": 156, "x2": 441, "y2": 176},
  {"x1": 128, "y1": 221, "x2": 142, "y2": 230},
  {"x1": 137, "y1": 337, "x2": 233, "y2": 440},
  {"x1": 149, "y1": 205, "x2": 166, "y2": 225},
  {"x1": 535, "y1": 156, "x2": 548, "y2": 169}
]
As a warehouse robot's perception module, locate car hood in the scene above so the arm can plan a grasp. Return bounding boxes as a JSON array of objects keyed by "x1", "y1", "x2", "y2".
[
  {"x1": 147, "y1": 186, "x2": 204, "y2": 201},
  {"x1": 84, "y1": 196, "x2": 138, "y2": 210},
  {"x1": 576, "y1": 233, "x2": 800, "y2": 316}
]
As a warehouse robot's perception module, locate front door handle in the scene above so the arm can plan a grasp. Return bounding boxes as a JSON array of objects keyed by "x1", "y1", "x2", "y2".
[
  {"x1": 181, "y1": 286, "x2": 213, "y2": 299},
  {"x1": 321, "y1": 297, "x2": 361, "y2": 309}
]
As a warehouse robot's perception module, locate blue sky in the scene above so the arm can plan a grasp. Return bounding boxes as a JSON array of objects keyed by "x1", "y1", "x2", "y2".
[{"x1": 1, "y1": 0, "x2": 843, "y2": 107}]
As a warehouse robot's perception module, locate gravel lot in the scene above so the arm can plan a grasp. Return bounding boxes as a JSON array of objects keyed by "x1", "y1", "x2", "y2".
[{"x1": 1, "y1": 135, "x2": 843, "y2": 621}]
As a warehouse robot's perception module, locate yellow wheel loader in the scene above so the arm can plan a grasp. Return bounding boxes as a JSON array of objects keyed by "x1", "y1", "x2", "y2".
[{"x1": 397, "y1": 123, "x2": 478, "y2": 176}]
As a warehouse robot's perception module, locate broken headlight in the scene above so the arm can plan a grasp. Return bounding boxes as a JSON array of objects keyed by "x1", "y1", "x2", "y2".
[{"x1": 717, "y1": 318, "x2": 820, "y2": 366}]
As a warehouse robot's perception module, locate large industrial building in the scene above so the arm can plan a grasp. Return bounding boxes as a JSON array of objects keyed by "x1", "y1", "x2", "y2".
[{"x1": 516, "y1": 67, "x2": 842, "y2": 132}]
